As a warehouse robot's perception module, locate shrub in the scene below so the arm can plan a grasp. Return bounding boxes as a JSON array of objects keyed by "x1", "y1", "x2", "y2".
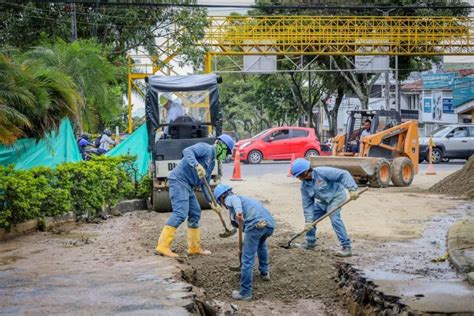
[{"x1": 0, "y1": 156, "x2": 138, "y2": 230}]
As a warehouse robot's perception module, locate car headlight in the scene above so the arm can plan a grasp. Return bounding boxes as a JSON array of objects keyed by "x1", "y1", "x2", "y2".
[
  {"x1": 240, "y1": 141, "x2": 252, "y2": 149},
  {"x1": 419, "y1": 138, "x2": 427, "y2": 145}
]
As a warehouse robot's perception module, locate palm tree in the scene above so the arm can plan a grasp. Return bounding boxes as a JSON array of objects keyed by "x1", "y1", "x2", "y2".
[
  {"x1": 0, "y1": 53, "x2": 79, "y2": 145},
  {"x1": 21, "y1": 40, "x2": 124, "y2": 132}
]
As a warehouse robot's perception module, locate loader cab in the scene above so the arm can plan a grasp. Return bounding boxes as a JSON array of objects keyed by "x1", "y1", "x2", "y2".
[{"x1": 345, "y1": 110, "x2": 401, "y2": 153}]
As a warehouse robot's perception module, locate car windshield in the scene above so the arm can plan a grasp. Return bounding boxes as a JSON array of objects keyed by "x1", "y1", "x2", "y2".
[
  {"x1": 431, "y1": 126, "x2": 451, "y2": 137},
  {"x1": 252, "y1": 129, "x2": 270, "y2": 139}
]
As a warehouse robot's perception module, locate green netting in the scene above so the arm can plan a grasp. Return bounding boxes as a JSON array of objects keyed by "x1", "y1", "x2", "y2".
[
  {"x1": 0, "y1": 118, "x2": 82, "y2": 169},
  {"x1": 106, "y1": 124, "x2": 150, "y2": 178}
]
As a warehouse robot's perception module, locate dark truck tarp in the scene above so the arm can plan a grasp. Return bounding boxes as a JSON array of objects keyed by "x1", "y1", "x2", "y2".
[{"x1": 145, "y1": 74, "x2": 223, "y2": 151}]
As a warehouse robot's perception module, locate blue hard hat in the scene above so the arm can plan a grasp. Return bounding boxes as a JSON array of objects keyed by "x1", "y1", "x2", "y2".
[
  {"x1": 214, "y1": 184, "x2": 232, "y2": 201},
  {"x1": 218, "y1": 134, "x2": 235, "y2": 152},
  {"x1": 291, "y1": 158, "x2": 311, "y2": 177}
]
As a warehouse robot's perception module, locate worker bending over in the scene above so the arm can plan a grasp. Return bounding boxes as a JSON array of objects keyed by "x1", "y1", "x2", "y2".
[
  {"x1": 291, "y1": 158, "x2": 359, "y2": 257},
  {"x1": 155, "y1": 135, "x2": 234, "y2": 258},
  {"x1": 214, "y1": 184, "x2": 276, "y2": 301}
]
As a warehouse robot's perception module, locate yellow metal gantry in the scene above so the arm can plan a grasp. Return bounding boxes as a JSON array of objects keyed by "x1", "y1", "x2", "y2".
[
  {"x1": 128, "y1": 15, "x2": 474, "y2": 132},
  {"x1": 205, "y1": 16, "x2": 474, "y2": 56}
]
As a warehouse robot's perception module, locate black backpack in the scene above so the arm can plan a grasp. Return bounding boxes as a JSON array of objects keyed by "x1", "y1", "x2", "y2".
[{"x1": 94, "y1": 135, "x2": 102, "y2": 148}]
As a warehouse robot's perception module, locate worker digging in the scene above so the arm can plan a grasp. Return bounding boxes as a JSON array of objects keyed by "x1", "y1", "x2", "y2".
[
  {"x1": 213, "y1": 184, "x2": 276, "y2": 301},
  {"x1": 290, "y1": 158, "x2": 359, "y2": 257},
  {"x1": 154, "y1": 134, "x2": 235, "y2": 258}
]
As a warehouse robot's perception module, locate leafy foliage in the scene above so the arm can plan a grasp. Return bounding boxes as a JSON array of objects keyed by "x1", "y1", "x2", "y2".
[
  {"x1": 19, "y1": 40, "x2": 125, "y2": 132},
  {"x1": 0, "y1": 52, "x2": 79, "y2": 145},
  {"x1": 0, "y1": 2, "x2": 208, "y2": 63},
  {"x1": 0, "y1": 156, "x2": 138, "y2": 231}
]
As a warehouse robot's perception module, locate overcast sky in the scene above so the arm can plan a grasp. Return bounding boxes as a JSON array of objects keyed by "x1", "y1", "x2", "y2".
[{"x1": 198, "y1": 0, "x2": 255, "y2": 15}]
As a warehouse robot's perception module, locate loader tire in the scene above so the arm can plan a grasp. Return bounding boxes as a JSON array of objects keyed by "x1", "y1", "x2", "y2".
[
  {"x1": 390, "y1": 157, "x2": 414, "y2": 187},
  {"x1": 369, "y1": 158, "x2": 391, "y2": 188}
]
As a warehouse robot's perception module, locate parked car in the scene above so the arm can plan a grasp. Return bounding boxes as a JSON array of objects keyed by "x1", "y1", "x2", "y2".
[
  {"x1": 419, "y1": 124, "x2": 474, "y2": 164},
  {"x1": 234, "y1": 127, "x2": 321, "y2": 164}
]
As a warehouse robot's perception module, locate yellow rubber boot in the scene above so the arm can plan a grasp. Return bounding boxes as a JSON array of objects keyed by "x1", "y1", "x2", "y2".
[
  {"x1": 187, "y1": 227, "x2": 211, "y2": 256},
  {"x1": 155, "y1": 225, "x2": 178, "y2": 258}
]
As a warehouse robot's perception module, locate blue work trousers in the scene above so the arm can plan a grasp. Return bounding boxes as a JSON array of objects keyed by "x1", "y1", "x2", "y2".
[
  {"x1": 240, "y1": 226, "x2": 274, "y2": 297},
  {"x1": 166, "y1": 179, "x2": 201, "y2": 228},
  {"x1": 305, "y1": 192, "x2": 351, "y2": 248}
]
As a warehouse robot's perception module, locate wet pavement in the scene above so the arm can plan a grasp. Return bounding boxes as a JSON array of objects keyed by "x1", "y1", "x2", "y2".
[
  {"x1": 0, "y1": 215, "x2": 195, "y2": 315},
  {"x1": 347, "y1": 203, "x2": 474, "y2": 314}
]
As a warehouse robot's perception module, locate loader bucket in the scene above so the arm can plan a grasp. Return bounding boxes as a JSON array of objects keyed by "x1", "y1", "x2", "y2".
[{"x1": 309, "y1": 156, "x2": 380, "y2": 177}]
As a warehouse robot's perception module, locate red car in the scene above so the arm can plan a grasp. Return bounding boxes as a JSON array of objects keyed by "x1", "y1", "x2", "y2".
[{"x1": 234, "y1": 127, "x2": 323, "y2": 164}]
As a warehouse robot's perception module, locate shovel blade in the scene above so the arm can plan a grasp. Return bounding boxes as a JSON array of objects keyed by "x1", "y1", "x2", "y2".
[
  {"x1": 219, "y1": 228, "x2": 237, "y2": 238},
  {"x1": 229, "y1": 266, "x2": 241, "y2": 272}
]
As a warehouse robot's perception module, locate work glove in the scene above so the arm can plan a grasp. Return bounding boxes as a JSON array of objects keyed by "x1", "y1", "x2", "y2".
[
  {"x1": 349, "y1": 190, "x2": 359, "y2": 201},
  {"x1": 210, "y1": 202, "x2": 222, "y2": 214},
  {"x1": 195, "y1": 164, "x2": 206, "y2": 179},
  {"x1": 305, "y1": 223, "x2": 315, "y2": 231}
]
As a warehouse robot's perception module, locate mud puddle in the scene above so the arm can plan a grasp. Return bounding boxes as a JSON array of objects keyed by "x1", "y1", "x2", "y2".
[{"x1": 342, "y1": 203, "x2": 474, "y2": 313}]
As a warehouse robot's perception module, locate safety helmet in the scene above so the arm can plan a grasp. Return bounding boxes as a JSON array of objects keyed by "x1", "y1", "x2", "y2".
[
  {"x1": 291, "y1": 158, "x2": 311, "y2": 177},
  {"x1": 214, "y1": 184, "x2": 232, "y2": 201},
  {"x1": 103, "y1": 129, "x2": 112, "y2": 136},
  {"x1": 217, "y1": 134, "x2": 235, "y2": 153}
]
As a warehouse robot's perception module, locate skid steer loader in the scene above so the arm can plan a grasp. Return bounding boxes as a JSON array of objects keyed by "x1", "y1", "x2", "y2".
[
  {"x1": 145, "y1": 74, "x2": 223, "y2": 212},
  {"x1": 311, "y1": 110, "x2": 419, "y2": 187}
]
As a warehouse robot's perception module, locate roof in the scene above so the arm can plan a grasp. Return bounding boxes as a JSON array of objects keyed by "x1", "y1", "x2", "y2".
[{"x1": 401, "y1": 80, "x2": 423, "y2": 92}]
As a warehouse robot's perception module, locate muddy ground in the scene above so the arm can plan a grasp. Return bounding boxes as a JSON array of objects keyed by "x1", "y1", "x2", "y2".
[{"x1": 1, "y1": 163, "x2": 471, "y2": 315}]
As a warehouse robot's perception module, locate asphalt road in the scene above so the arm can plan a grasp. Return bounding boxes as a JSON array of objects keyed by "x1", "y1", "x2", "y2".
[{"x1": 222, "y1": 159, "x2": 466, "y2": 179}]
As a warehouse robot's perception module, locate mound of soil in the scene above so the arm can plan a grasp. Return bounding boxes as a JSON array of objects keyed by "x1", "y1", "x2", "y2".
[
  {"x1": 186, "y1": 231, "x2": 342, "y2": 306},
  {"x1": 429, "y1": 156, "x2": 474, "y2": 198}
]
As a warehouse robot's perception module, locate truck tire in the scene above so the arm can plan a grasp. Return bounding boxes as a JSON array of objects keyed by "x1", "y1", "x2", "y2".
[
  {"x1": 391, "y1": 157, "x2": 414, "y2": 187},
  {"x1": 369, "y1": 158, "x2": 391, "y2": 188}
]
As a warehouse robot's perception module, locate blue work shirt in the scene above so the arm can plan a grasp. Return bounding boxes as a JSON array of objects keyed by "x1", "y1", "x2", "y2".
[
  {"x1": 169, "y1": 142, "x2": 215, "y2": 196},
  {"x1": 301, "y1": 167, "x2": 357, "y2": 209},
  {"x1": 224, "y1": 195, "x2": 276, "y2": 231}
]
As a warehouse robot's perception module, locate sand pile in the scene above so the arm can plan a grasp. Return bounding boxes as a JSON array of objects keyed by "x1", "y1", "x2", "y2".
[{"x1": 429, "y1": 156, "x2": 474, "y2": 198}]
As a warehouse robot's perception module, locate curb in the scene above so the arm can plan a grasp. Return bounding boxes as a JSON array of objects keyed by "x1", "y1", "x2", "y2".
[{"x1": 447, "y1": 219, "x2": 474, "y2": 274}]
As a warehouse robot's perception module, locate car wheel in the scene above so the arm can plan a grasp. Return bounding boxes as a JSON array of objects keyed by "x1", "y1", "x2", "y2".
[
  {"x1": 304, "y1": 149, "x2": 320, "y2": 158},
  {"x1": 431, "y1": 148, "x2": 442, "y2": 164},
  {"x1": 248, "y1": 150, "x2": 263, "y2": 164}
]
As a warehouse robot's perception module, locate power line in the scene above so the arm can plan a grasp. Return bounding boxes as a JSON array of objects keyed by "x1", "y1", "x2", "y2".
[{"x1": 17, "y1": 1, "x2": 474, "y2": 11}]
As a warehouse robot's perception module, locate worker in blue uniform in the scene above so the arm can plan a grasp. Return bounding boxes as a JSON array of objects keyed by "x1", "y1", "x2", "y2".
[
  {"x1": 291, "y1": 158, "x2": 359, "y2": 257},
  {"x1": 214, "y1": 184, "x2": 276, "y2": 301},
  {"x1": 155, "y1": 134, "x2": 235, "y2": 258}
]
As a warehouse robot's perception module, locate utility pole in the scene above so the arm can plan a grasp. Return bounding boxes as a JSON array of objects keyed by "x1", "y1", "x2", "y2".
[
  {"x1": 70, "y1": 2, "x2": 77, "y2": 42},
  {"x1": 376, "y1": 8, "x2": 396, "y2": 111}
]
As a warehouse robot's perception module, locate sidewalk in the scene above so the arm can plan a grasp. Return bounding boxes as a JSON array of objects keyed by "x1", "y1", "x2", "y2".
[{"x1": 448, "y1": 218, "x2": 474, "y2": 284}]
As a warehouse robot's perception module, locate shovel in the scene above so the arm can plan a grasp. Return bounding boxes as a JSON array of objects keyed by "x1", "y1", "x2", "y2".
[
  {"x1": 202, "y1": 177, "x2": 237, "y2": 238},
  {"x1": 281, "y1": 187, "x2": 368, "y2": 249},
  {"x1": 229, "y1": 218, "x2": 243, "y2": 271}
]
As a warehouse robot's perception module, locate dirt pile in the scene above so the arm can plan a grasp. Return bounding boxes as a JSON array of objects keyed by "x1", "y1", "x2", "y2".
[
  {"x1": 429, "y1": 156, "x2": 474, "y2": 198},
  {"x1": 186, "y1": 230, "x2": 343, "y2": 308}
]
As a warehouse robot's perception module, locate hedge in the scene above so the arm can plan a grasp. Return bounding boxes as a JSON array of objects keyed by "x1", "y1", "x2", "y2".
[{"x1": 0, "y1": 156, "x2": 151, "y2": 231}]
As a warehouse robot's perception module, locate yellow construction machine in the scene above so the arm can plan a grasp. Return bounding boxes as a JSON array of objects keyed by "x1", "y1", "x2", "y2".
[{"x1": 311, "y1": 110, "x2": 419, "y2": 188}]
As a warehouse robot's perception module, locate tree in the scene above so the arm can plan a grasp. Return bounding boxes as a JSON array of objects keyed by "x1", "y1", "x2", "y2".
[
  {"x1": 0, "y1": 52, "x2": 79, "y2": 145},
  {"x1": 19, "y1": 40, "x2": 125, "y2": 132},
  {"x1": 0, "y1": 2, "x2": 208, "y2": 63}
]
